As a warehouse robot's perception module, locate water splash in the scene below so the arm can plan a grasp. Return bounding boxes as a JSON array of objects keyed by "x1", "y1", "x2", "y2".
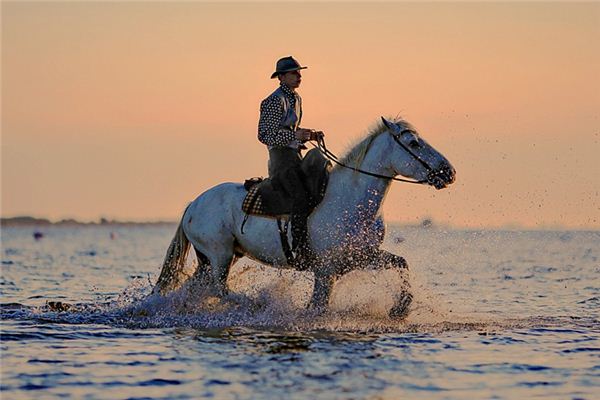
[{"x1": 3, "y1": 260, "x2": 592, "y2": 334}]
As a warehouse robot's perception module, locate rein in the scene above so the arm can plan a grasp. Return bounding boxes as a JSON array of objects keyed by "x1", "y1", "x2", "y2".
[{"x1": 312, "y1": 131, "x2": 430, "y2": 185}]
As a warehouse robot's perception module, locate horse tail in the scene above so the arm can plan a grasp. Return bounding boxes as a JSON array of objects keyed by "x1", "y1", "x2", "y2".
[{"x1": 153, "y1": 204, "x2": 193, "y2": 295}]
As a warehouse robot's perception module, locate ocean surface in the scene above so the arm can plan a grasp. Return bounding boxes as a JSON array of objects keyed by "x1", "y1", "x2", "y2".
[{"x1": 1, "y1": 225, "x2": 598, "y2": 399}]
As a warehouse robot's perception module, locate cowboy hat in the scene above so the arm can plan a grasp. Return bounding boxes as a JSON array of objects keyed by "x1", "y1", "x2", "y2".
[{"x1": 270, "y1": 56, "x2": 307, "y2": 79}]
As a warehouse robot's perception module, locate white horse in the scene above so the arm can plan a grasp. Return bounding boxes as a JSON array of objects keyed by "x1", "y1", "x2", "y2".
[{"x1": 153, "y1": 117, "x2": 455, "y2": 313}]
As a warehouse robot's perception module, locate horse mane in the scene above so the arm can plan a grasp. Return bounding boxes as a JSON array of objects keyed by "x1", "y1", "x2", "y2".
[{"x1": 339, "y1": 116, "x2": 412, "y2": 167}]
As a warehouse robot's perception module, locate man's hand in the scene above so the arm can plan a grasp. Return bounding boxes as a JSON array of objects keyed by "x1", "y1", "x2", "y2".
[
  {"x1": 295, "y1": 128, "x2": 313, "y2": 141},
  {"x1": 296, "y1": 128, "x2": 325, "y2": 142},
  {"x1": 311, "y1": 130, "x2": 325, "y2": 141}
]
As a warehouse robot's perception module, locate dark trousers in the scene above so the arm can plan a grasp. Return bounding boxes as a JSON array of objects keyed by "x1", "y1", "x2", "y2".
[{"x1": 268, "y1": 147, "x2": 311, "y2": 252}]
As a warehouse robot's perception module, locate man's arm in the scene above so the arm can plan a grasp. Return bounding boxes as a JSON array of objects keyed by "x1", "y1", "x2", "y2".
[{"x1": 258, "y1": 97, "x2": 297, "y2": 147}]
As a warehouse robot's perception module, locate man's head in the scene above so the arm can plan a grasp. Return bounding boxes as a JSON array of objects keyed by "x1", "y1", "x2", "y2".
[
  {"x1": 271, "y1": 56, "x2": 307, "y2": 89},
  {"x1": 279, "y1": 70, "x2": 302, "y2": 89}
]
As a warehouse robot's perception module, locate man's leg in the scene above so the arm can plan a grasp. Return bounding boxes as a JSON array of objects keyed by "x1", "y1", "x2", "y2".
[
  {"x1": 284, "y1": 166, "x2": 313, "y2": 267},
  {"x1": 268, "y1": 147, "x2": 313, "y2": 267}
]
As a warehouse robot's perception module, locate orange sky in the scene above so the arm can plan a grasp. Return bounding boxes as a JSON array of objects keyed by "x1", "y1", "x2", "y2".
[{"x1": 2, "y1": 2, "x2": 599, "y2": 228}]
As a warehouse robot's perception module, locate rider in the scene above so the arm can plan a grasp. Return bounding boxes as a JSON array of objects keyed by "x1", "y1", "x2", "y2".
[{"x1": 258, "y1": 56, "x2": 323, "y2": 266}]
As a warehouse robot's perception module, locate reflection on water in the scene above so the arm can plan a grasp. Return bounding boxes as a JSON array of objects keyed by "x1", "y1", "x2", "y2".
[{"x1": 1, "y1": 226, "x2": 599, "y2": 399}]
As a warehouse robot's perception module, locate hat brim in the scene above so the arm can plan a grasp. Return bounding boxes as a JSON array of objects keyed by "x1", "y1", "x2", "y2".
[{"x1": 270, "y1": 66, "x2": 307, "y2": 79}]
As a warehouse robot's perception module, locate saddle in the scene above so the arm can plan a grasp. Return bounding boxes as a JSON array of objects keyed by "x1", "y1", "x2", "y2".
[{"x1": 242, "y1": 148, "x2": 331, "y2": 218}]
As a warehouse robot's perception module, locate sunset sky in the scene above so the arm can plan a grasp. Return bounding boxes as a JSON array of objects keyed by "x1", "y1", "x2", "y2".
[{"x1": 2, "y1": 2, "x2": 599, "y2": 228}]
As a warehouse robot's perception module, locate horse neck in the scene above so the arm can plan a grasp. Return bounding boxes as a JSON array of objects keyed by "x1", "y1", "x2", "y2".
[{"x1": 324, "y1": 133, "x2": 394, "y2": 225}]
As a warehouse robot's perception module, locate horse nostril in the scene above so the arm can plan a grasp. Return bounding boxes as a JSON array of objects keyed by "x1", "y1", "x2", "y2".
[{"x1": 440, "y1": 164, "x2": 456, "y2": 184}]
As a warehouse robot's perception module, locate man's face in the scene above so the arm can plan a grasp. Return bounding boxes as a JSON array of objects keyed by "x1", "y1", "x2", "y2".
[{"x1": 279, "y1": 70, "x2": 302, "y2": 89}]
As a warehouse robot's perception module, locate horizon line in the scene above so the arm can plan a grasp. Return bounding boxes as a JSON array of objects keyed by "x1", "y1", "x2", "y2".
[{"x1": 1, "y1": 215, "x2": 598, "y2": 231}]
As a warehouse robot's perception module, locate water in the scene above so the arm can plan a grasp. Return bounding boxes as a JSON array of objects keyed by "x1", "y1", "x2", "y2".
[{"x1": 1, "y1": 225, "x2": 599, "y2": 399}]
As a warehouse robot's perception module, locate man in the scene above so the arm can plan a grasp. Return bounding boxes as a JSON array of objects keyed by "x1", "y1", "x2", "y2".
[{"x1": 258, "y1": 56, "x2": 323, "y2": 266}]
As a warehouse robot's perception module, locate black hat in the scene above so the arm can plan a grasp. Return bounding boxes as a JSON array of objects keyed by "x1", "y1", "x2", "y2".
[{"x1": 270, "y1": 56, "x2": 307, "y2": 79}]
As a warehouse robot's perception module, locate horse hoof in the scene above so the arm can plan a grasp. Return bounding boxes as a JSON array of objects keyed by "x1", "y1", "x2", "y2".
[
  {"x1": 389, "y1": 292, "x2": 412, "y2": 319},
  {"x1": 46, "y1": 301, "x2": 75, "y2": 312}
]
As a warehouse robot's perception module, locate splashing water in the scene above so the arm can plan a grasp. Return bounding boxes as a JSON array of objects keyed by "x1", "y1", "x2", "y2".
[{"x1": 2, "y1": 258, "x2": 581, "y2": 335}]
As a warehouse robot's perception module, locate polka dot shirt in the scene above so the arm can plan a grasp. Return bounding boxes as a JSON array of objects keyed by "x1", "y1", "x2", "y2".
[{"x1": 258, "y1": 83, "x2": 301, "y2": 147}]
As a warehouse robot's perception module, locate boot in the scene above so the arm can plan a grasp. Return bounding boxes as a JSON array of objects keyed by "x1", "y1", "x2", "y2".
[{"x1": 291, "y1": 212, "x2": 313, "y2": 270}]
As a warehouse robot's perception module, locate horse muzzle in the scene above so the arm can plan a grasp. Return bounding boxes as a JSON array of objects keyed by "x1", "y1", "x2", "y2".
[{"x1": 427, "y1": 163, "x2": 456, "y2": 190}]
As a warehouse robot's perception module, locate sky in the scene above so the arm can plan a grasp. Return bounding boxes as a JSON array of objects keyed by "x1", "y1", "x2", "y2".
[{"x1": 2, "y1": 1, "x2": 599, "y2": 228}]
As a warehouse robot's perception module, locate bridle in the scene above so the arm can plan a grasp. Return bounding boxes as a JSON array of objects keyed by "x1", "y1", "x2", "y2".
[{"x1": 312, "y1": 129, "x2": 434, "y2": 185}]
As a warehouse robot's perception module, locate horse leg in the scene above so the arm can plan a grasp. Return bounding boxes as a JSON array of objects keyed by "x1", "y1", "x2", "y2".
[
  {"x1": 379, "y1": 249, "x2": 408, "y2": 269},
  {"x1": 367, "y1": 249, "x2": 408, "y2": 270},
  {"x1": 371, "y1": 249, "x2": 412, "y2": 319},
  {"x1": 206, "y1": 247, "x2": 236, "y2": 298},
  {"x1": 309, "y1": 272, "x2": 334, "y2": 311},
  {"x1": 190, "y1": 248, "x2": 211, "y2": 287}
]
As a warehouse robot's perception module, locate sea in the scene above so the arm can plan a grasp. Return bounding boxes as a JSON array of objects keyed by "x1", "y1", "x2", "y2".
[{"x1": 1, "y1": 224, "x2": 598, "y2": 399}]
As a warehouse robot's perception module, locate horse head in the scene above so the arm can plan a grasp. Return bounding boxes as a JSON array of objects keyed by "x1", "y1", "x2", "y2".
[{"x1": 381, "y1": 117, "x2": 456, "y2": 189}]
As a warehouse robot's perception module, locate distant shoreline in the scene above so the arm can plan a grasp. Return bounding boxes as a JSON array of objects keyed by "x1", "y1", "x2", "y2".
[
  {"x1": 1, "y1": 216, "x2": 597, "y2": 231},
  {"x1": 0, "y1": 216, "x2": 177, "y2": 227},
  {"x1": 1, "y1": 216, "x2": 435, "y2": 229}
]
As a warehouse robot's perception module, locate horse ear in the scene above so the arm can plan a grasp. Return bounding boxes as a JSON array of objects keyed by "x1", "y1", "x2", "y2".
[{"x1": 381, "y1": 117, "x2": 392, "y2": 130}]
